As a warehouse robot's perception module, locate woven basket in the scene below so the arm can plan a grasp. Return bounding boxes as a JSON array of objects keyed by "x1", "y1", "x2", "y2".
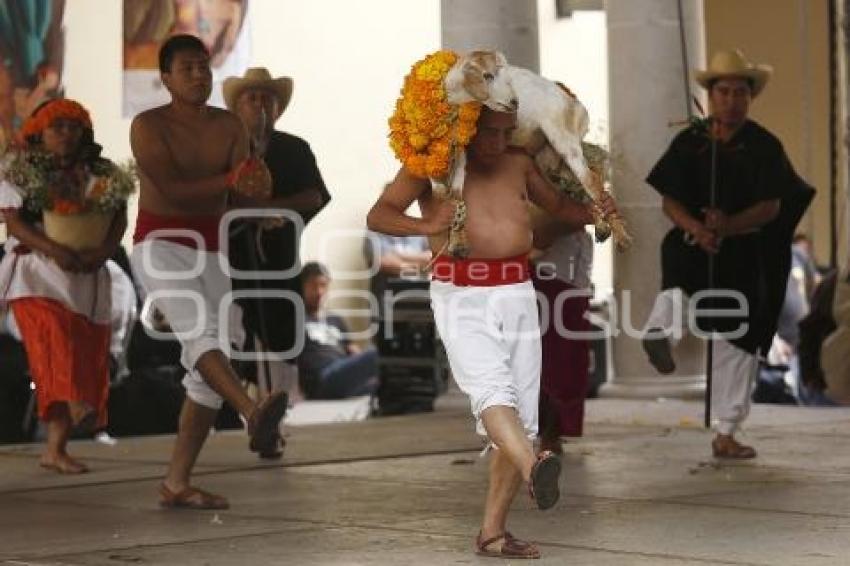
[{"x1": 43, "y1": 209, "x2": 114, "y2": 252}]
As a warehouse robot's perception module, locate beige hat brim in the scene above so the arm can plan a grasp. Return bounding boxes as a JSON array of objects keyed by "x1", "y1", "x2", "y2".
[
  {"x1": 223, "y1": 76, "x2": 294, "y2": 118},
  {"x1": 695, "y1": 65, "x2": 772, "y2": 97}
]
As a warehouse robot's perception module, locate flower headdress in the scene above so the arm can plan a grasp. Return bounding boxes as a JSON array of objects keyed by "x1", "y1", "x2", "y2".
[
  {"x1": 2, "y1": 98, "x2": 135, "y2": 216},
  {"x1": 18, "y1": 99, "x2": 93, "y2": 143},
  {"x1": 388, "y1": 50, "x2": 481, "y2": 179}
]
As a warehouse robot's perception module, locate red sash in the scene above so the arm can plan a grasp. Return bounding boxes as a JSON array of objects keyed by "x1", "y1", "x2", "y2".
[
  {"x1": 133, "y1": 210, "x2": 222, "y2": 251},
  {"x1": 431, "y1": 254, "x2": 530, "y2": 287}
]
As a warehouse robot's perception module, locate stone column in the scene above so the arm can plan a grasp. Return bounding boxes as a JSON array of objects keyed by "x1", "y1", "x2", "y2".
[
  {"x1": 602, "y1": 0, "x2": 707, "y2": 398},
  {"x1": 842, "y1": 0, "x2": 850, "y2": 259},
  {"x1": 441, "y1": 0, "x2": 539, "y2": 72}
]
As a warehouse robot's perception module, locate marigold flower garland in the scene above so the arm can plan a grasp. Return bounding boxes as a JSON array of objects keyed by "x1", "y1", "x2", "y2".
[
  {"x1": 1, "y1": 150, "x2": 136, "y2": 216},
  {"x1": 388, "y1": 50, "x2": 481, "y2": 179}
]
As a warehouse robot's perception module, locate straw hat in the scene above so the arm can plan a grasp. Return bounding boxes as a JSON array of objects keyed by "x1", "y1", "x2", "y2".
[
  {"x1": 223, "y1": 68, "x2": 293, "y2": 118},
  {"x1": 695, "y1": 49, "x2": 773, "y2": 97}
]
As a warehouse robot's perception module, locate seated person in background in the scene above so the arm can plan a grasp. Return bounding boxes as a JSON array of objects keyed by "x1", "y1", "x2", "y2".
[
  {"x1": 761, "y1": 239, "x2": 815, "y2": 402},
  {"x1": 363, "y1": 223, "x2": 431, "y2": 317},
  {"x1": 298, "y1": 261, "x2": 378, "y2": 399},
  {"x1": 798, "y1": 257, "x2": 850, "y2": 404}
]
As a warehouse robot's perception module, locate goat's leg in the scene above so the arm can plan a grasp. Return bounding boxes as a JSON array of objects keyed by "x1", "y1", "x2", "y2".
[
  {"x1": 540, "y1": 120, "x2": 632, "y2": 251},
  {"x1": 432, "y1": 151, "x2": 471, "y2": 258},
  {"x1": 448, "y1": 150, "x2": 467, "y2": 199}
]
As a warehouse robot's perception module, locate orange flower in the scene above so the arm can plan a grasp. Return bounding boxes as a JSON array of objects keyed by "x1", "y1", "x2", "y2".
[
  {"x1": 388, "y1": 51, "x2": 482, "y2": 179},
  {"x1": 18, "y1": 99, "x2": 93, "y2": 144},
  {"x1": 52, "y1": 198, "x2": 85, "y2": 215},
  {"x1": 87, "y1": 176, "x2": 109, "y2": 200}
]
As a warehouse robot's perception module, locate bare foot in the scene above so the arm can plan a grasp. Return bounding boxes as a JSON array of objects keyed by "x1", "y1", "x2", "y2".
[{"x1": 40, "y1": 453, "x2": 90, "y2": 474}]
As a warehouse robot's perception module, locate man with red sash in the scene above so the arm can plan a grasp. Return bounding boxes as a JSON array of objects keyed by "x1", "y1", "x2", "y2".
[
  {"x1": 129, "y1": 35, "x2": 286, "y2": 510},
  {"x1": 367, "y1": 107, "x2": 616, "y2": 559}
]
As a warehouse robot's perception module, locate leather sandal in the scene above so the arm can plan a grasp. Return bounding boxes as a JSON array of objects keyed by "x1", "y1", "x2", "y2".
[
  {"x1": 475, "y1": 531, "x2": 540, "y2": 559},
  {"x1": 258, "y1": 435, "x2": 286, "y2": 460},
  {"x1": 158, "y1": 483, "x2": 229, "y2": 510},
  {"x1": 528, "y1": 450, "x2": 561, "y2": 510},
  {"x1": 712, "y1": 436, "x2": 757, "y2": 459},
  {"x1": 247, "y1": 391, "x2": 288, "y2": 454}
]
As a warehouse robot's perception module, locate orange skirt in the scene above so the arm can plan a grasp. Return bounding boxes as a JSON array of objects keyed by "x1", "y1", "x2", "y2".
[{"x1": 11, "y1": 298, "x2": 110, "y2": 427}]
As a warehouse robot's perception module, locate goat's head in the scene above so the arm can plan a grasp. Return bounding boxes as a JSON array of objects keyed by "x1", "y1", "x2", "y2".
[{"x1": 459, "y1": 50, "x2": 517, "y2": 112}]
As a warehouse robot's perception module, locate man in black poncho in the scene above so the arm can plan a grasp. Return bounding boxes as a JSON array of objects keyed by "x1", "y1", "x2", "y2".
[
  {"x1": 223, "y1": 68, "x2": 332, "y2": 457},
  {"x1": 641, "y1": 49, "x2": 813, "y2": 459}
]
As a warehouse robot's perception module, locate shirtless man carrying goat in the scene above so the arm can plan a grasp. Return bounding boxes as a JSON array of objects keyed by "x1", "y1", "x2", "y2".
[{"x1": 367, "y1": 107, "x2": 616, "y2": 558}]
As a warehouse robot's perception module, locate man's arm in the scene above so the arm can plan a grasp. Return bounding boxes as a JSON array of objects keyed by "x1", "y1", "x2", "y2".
[
  {"x1": 526, "y1": 157, "x2": 612, "y2": 228},
  {"x1": 268, "y1": 188, "x2": 324, "y2": 213},
  {"x1": 331, "y1": 314, "x2": 361, "y2": 355},
  {"x1": 532, "y1": 217, "x2": 574, "y2": 250},
  {"x1": 366, "y1": 167, "x2": 454, "y2": 236},
  {"x1": 233, "y1": 187, "x2": 323, "y2": 212},
  {"x1": 130, "y1": 113, "x2": 248, "y2": 206},
  {"x1": 378, "y1": 250, "x2": 432, "y2": 277},
  {"x1": 704, "y1": 199, "x2": 781, "y2": 237},
  {"x1": 3, "y1": 209, "x2": 83, "y2": 271},
  {"x1": 662, "y1": 195, "x2": 718, "y2": 254}
]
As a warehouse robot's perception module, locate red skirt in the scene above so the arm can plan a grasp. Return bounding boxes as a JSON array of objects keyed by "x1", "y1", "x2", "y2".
[
  {"x1": 533, "y1": 276, "x2": 590, "y2": 437},
  {"x1": 11, "y1": 298, "x2": 110, "y2": 427}
]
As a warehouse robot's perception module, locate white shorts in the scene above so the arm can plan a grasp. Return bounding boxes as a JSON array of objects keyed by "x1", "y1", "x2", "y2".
[
  {"x1": 130, "y1": 239, "x2": 243, "y2": 410},
  {"x1": 430, "y1": 280, "x2": 542, "y2": 439}
]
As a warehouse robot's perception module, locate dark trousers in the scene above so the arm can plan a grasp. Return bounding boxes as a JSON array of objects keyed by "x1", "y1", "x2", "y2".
[{"x1": 312, "y1": 348, "x2": 379, "y2": 400}]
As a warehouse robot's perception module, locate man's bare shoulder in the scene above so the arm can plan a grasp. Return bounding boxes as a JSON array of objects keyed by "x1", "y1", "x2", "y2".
[
  {"x1": 395, "y1": 167, "x2": 433, "y2": 192},
  {"x1": 197, "y1": 106, "x2": 237, "y2": 130},
  {"x1": 505, "y1": 146, "x2": 533, "y2": 160},
  {"x1": 207, "y1": 106, "x2": 241, "y2": 124},
  {"x1": 132, "y1": 106, "x2": 239, "y2": 128},
  {"x1": 131, "y1": 107, "x2": 162, "y2": 129}
]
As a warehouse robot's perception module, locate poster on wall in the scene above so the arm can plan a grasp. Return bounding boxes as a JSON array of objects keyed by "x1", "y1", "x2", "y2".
[
  {"x1": 122, "y1": 0, "x2": 251, "y2": 117},
  {"x1": 0, "y1": 0, "x2": 66, "y2": 152}
]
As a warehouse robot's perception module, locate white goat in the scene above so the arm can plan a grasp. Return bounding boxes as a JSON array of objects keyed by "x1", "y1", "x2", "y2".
[{"x1": 441, "y1": 50, "x2": 631, "y2": 253}]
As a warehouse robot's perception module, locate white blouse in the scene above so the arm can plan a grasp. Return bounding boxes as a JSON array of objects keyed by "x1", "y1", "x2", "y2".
[{"x1": 0, "y1": 179, "x2": 112, "y2": 324}]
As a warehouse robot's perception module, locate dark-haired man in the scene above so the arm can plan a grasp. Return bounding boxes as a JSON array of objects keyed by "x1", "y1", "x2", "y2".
[
  {"x1": 129, "y1": 34, "x2": 286, "y2": 510},
  {"x1": 641, "y1": 49, "x2": 813, "y2": 459},
  {"x1": 367, "y1": 106, "x2": 616, "y2": 558},
  {"x1": 297, "y1": 261, "x2": 378, "y2": 400},
  {"x1": 222, "y1": 68, "x2": 330, "y2": 440}
]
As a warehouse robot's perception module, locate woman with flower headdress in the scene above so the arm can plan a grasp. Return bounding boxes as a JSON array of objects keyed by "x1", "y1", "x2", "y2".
[{"x1": 0, "y1": 98, "x2": 130, "y2": 474}]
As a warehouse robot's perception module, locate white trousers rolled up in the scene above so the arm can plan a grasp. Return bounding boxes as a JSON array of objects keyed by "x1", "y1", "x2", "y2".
[
  {"x1": 645, "y1": 288, "x2": 758, "y2": 435},
  {"x1": 430, "y1": 280, "x2": 541, "y2": 439}
]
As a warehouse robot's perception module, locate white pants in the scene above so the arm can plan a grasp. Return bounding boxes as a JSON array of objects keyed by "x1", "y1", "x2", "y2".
[
  {"x1": 430, "y1": 280, "x2": 542, "y2": 439},
  {"x1": 646, "y1": 288, "x2": 758, "y2": 435},
  {"x1": 130, "y1": 240, "x2": 243, "y2": 410}
]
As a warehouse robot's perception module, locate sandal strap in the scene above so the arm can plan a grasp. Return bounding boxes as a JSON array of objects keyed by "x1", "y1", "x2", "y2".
[
  {"x1": 159, "y1": 483, "x2": 228, "y2": 508},
  {"x1": 504, "y1": 531, "x2": 532, "y2": 549},
  {"x1": 476, "y1": 532, "x2": 506, "y2": 551}
]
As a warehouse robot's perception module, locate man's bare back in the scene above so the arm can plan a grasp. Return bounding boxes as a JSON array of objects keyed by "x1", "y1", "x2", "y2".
[{"x1": 131, "y1": 104, "x2": 246, "y2": 216}]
